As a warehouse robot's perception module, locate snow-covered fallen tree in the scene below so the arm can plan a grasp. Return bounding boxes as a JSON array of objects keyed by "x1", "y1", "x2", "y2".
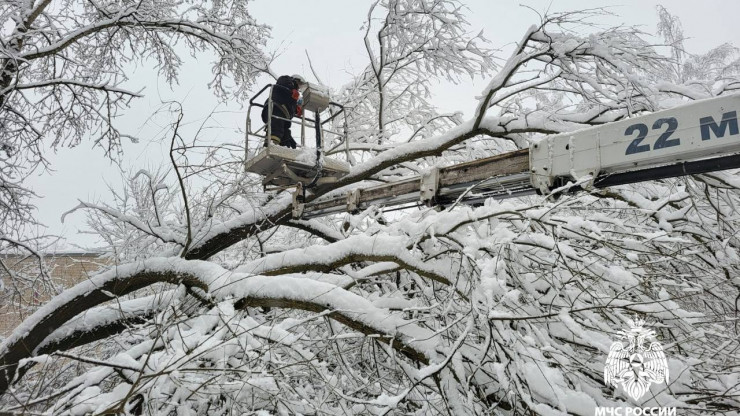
[{"x1": 2, "y1": 2, "x2": 739, "y2": 415}]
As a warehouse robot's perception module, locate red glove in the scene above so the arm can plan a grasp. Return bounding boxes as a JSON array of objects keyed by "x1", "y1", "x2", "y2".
[
  {"x1": 296, "y1": 105, "x2": 302, "y2": 118},
  {"x1": 292, "y1": 89, "x2": 300, "y2": 100}
]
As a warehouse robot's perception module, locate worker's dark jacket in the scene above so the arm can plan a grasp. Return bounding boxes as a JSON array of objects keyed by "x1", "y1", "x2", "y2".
[{"x1": 261, "y1": 75, "x2": 299, "y2": 148}]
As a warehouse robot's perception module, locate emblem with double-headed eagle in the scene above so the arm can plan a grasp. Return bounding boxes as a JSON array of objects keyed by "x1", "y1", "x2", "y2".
[{"x1": 604, "y1": 318, "x2": 669, "y2": 400}]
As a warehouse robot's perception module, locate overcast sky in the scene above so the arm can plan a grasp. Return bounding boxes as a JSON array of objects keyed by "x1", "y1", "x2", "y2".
[{"x1": 28, "y1": 0, "x2": 740, "y2": 250}]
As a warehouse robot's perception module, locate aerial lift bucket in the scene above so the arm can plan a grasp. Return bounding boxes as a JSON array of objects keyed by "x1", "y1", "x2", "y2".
[{"x1": 244, "y1": 82, "x2": 351, "y2": 190}]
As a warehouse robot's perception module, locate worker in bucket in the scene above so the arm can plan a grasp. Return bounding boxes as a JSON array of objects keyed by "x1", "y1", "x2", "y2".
[{"x1": 261, "y1": 74, "x2": 306, "y2": 148}]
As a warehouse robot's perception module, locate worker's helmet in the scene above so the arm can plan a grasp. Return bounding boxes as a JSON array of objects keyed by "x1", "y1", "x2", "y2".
[{"x1": 291, "y1": 74, "x2": 307, "y2": 87}]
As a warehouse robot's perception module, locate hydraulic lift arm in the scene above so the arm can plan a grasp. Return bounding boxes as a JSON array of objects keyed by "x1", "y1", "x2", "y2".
[
  {"x1": 529, "y1": 94, "x2": 740, "y2": 193},
  {"x1": 294, "y1": 94, "x2": 740, "y2": 219}
]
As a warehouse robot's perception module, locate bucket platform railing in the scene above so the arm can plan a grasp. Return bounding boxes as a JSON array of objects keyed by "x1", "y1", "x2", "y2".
[{"x1": 244, "y1": 83, "x2": 352, "y2": 190}]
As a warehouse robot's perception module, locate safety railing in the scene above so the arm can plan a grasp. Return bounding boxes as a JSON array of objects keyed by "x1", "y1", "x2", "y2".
[{"x1": 245, "y1": 84, "x2": 350, "y2": 163}]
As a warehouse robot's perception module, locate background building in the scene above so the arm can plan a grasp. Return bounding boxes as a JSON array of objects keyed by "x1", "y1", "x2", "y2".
[{"x1": 0, "y1": 252, "x2": 108, "y2": 337}]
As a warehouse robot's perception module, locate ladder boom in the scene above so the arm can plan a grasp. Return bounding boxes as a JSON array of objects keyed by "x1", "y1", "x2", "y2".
[
  {"x1": 530, "y1": 94, "x2": 740, "y2": 193},
  {"x1": 292, "y1": 94, "x2": 740, "y2": 219}
]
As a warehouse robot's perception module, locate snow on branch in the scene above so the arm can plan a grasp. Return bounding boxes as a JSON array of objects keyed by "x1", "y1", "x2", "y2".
[
  {"x1": 236, "y1": 234, "x2": 453, "y2": 286},
  {"x1": 0, "y1": 255, "x2": 452, "y2": 394},
  {"x1": 62, "y1": 200, "x2": 185, "y2": 247},
  {"x1": 36, "y1": 290, "x2": 182, "y2": 355}
]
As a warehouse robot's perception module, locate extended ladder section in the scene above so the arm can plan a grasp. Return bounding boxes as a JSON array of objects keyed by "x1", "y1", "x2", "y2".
[
  {"x1": 303, "y1": 150, "x2": 532, "y2": 218},
  {"x1": 294, "y1": 94, "x2": 740, "y2": 219}
]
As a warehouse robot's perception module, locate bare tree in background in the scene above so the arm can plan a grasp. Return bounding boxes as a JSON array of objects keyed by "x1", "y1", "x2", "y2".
[
  {"x1": 656, "y1": 5, "x2": 740, "y2": 87},
  {"x1": 1, "y1": 2, "x2": 740, "y2": 414},
  {"x1": 0, "y1": 0, "x2": 271, "y2": 315}
]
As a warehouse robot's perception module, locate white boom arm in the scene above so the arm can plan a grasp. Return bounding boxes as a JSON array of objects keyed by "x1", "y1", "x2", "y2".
[
  {"x1": 281, "y1": 94, "x2": 740, "y2": 218},
  {"x1": 529, "y1": 94, "x2": 740, "y2": 194}
]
